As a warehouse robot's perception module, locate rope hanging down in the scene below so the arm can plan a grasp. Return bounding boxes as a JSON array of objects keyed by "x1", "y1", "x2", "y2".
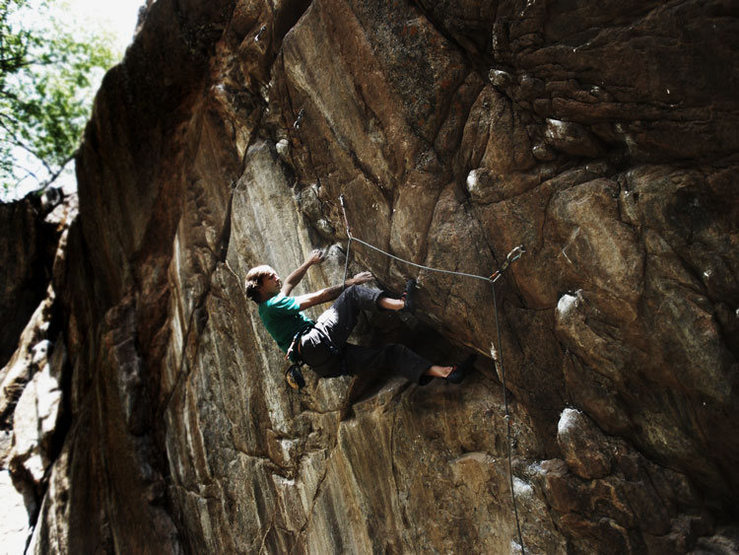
[{"x1": 339, "y1": 194, "x2": 527, "y2": 554}]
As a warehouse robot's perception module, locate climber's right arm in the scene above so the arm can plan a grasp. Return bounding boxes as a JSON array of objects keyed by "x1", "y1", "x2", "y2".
[{"x1": 294, "y1": 272, "x2": 373, "y2": 310}]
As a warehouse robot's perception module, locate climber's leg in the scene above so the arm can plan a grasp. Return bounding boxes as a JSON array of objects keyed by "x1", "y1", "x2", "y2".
[
  {"x1": 343, "y1": 343, "x2": 439, "y2": 384},
  {"x1": 311, "y1": 285, "x2": 385, "y2": 347},
  {"x1": 378, "y1": 296, "x2": 404, "y2": 311},
  {"x1": 300, "y1": 285, "x2": 384, "y2": 376}
]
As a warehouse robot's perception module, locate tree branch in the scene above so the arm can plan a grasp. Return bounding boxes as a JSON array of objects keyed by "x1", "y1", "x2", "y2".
[{"x1": 36, "y1": 151, "x2": 74, "y2": 192}]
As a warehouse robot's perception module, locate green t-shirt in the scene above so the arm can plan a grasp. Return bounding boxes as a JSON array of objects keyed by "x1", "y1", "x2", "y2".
[{"x1": 258, "y1": 294, "x2": 315, "y2": 353}]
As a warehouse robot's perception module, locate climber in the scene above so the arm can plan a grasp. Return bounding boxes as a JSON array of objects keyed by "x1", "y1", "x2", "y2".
[{"x1": 245, "y1": 249, "x2": 474, "y2": 387}]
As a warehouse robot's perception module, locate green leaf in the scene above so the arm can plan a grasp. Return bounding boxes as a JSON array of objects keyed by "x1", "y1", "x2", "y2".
[{"x1": 0, "y1": 0, "x2": 119, "y2": 194}]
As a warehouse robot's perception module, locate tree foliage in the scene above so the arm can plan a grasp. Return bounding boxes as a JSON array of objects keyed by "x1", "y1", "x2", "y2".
[{"x1": 0, "y1": 0, "x2": 118, "y2": 195}]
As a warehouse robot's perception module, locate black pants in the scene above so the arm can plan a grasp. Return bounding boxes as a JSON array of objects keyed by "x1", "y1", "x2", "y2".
[{"x1": 299, "y1": 285, "x2": 431, "y2": 384}]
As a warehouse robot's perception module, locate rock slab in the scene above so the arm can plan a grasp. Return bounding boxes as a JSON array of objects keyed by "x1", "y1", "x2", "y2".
[{"x1": 4, "y1": 0, "x2": 736, "y2": 553}]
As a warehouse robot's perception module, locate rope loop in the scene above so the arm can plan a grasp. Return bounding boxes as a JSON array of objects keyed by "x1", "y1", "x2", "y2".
[{"x1": 339, "y1": 195, "x2": 524, "y2": 284}]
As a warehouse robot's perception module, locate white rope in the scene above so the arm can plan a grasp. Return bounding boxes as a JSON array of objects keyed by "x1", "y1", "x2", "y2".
[{"x1": 349, "y1": 236, "x2": 495, "y2": 283}]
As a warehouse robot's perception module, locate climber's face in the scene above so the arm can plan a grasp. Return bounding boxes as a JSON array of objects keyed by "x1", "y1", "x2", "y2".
[{"x1": 259, "y1": 271, "x2": 282, "y2": 299}]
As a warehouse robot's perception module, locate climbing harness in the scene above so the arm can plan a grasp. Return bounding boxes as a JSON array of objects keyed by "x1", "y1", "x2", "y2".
[
  {"x1": 284, "y1": 325, "x2": 347, "y2": 389},
  {"x1": 339, "y1": 194, "x2": 527, "y2": 554},
  {"x1": 284, "y1": 326, "x2": 314, "y2": 390}
]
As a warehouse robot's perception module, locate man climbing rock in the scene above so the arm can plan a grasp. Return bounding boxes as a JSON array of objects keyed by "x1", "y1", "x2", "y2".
[{"x1": 245, "y1": 249, "x2": 473, "y2": 387}]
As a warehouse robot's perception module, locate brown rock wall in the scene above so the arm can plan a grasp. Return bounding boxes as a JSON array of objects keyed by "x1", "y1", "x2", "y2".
[{"x1": 9, "y1": 0, "x2": 737, "y2": 552}]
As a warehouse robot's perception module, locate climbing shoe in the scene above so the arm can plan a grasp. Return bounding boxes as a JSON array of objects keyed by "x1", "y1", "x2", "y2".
[
  {"x1": 402, "y1": 279, "x2": 417, "y2": 313},
  {"x1": 285, "y1": 364, "x2": 306, "y2": 390},
  {"x1": 446, "y1": 355, "x2": 475, "y2": 384}
]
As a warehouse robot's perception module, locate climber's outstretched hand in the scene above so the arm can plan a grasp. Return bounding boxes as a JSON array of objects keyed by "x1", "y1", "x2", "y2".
[
  {"x1": 347, "y1": 271, "x2": 373, "y2": 286},
  {"x1": 307, "y1": 248, "x2": 325, "y2": 265}
]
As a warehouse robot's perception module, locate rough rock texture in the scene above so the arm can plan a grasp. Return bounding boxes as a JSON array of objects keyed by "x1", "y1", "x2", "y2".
[
  {"x1": 0, "y1": 190, "x2": 65, "y2": 369},
  {"x1": 3, "y1": 0, "x2": 738, "y2": 553},
  {"x1": 0, "y1": 190, "x2": 75, "y2": 551}
]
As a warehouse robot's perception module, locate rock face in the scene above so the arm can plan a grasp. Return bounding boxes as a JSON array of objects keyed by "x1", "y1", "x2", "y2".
[
  {"x1": 0, "y1": 190, "x2": 74, "y2": 551},
  {"x1": 2, "y1": 0, "x2": 737, "y2": 553},
  {"x1": 0, "y1": 191, "x2": 64, "y2": 369}
]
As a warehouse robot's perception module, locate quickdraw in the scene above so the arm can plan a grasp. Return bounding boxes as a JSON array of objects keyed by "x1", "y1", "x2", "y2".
[{"x1": 489, "y1": 245, "x2": 526, "y2": 282}]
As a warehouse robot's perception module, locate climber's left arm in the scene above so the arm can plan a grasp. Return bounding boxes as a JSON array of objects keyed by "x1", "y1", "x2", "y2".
[{"x1": 281, "y1": 249, "x2": 325, "y2": 296}]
